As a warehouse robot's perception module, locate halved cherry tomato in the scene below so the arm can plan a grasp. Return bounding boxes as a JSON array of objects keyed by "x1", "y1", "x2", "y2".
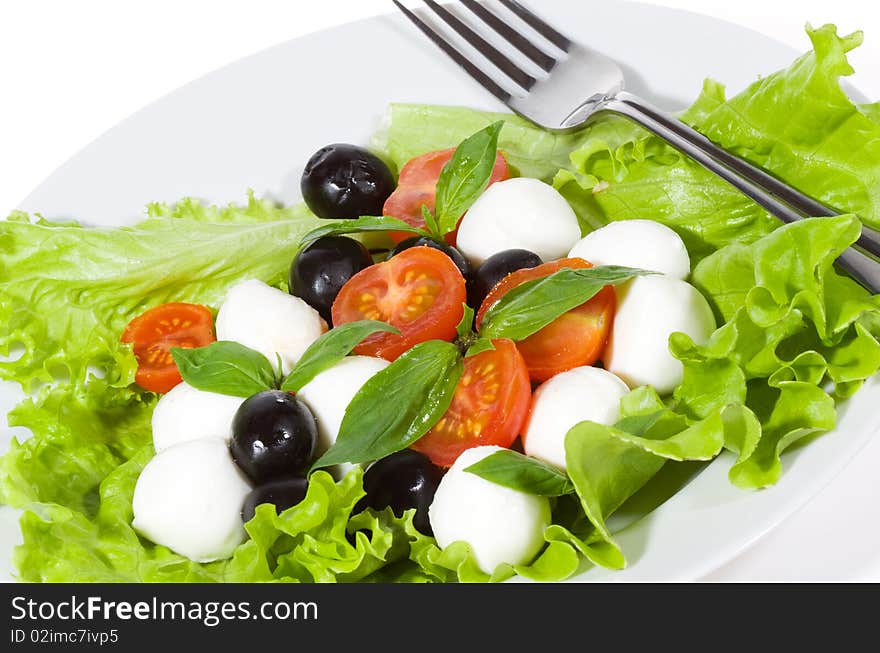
[
  {"x1": 331, "y1": 246, "x2": 466, "y2": 360},
  {"x1": 121, "y1": 302, "x2": 215, "y2": 393},
  {"x1": 383, "y1": 147, "x2": 510, "y2": 245},
  {"x1": 412, "y1": 339, "x2": 530, "y2": 467},
  {"x1": 475, "y1": 258, "x2": 616, "y2": 382}
]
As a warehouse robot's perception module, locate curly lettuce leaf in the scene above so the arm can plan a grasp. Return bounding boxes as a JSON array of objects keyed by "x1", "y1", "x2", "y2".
[
  {"x1": 405, "y1": 499, "x2": 588, "y2": 582},
  {"x1": 681, "y1": 26, "x2": 880, "y2": 228},
  {"x1": 0, "y1": 380, "x2": 154, "y2": 511},
  {"x1": 559, "y1": 25, "x2": 880, "y2": 260},
  {"x1": 0, "y1": 194, "x2": 320, "y2": 391},
  {"x1": 14, "y1": 452, "x2": 587, "y2": 584},
  {"x1": 14, "y1": 447, "x2": 234, "y2": 582},
  {"x1": 554, "y1": 217, "x2": 880, "y2": 567},
  {"x1": 14, "y1": 462, "x2": 424, "y2": 583},
  {"x1": 673, "y1": 215, "x2": 880, "y2": 487}
]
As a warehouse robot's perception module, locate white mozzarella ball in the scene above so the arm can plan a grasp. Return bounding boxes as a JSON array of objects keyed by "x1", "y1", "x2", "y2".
[
  {"x1": 605, "y1": 276, "x2": 716, "y2": 395},
  {"x1": 296, "y1": 355, "x2": 389, "y2": 476},
  {"x1": 132, "y1": 439, "x2": 252, "y2": 562},
  {"x1": 151, "y1": 382, "x2": 244, "y2": 453},
  {"x1": 456, "y1": 177, "x2": 581, "y2": 265},
  {"x1": 568, "y1": 219, "x2": 690, "y2": 279},
  {"x1": 523, "y1": 366, "x2": 630, "y2": 471},
  {"x1": 215, "y1": 279, "x2": 326, "y2": 376},
  {"x1": 429, "y1": 445, "x2": 551, "y2": 574}
]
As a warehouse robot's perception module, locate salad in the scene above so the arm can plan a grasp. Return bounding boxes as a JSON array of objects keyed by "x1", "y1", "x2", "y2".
[{"x1": 1, "y1": 24, "x2": 879, "y2": 582}]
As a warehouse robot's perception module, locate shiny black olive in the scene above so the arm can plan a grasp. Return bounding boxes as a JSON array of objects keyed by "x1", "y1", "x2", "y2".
[
  {"x1": 355, "y1": 449, "x2": 444, "y2": 536},
  {"x1": 290, "y1": 236, "x2": 373, "y2": 324},
  {"x1": 388, "y1": 237, "x2": 470, "y2": 279},
  {"x1": 241, "y1": 476, "x2": 309, "y2": 523},
  {"x1": 468, "y1": 248, "x2": 543, "y2": 309},
  {"x1": 230, "y1": 390, "x2": 317, "y2": 484},
  {"x1": 301, "y1": 143, "x2": 395, "y2": 219}
]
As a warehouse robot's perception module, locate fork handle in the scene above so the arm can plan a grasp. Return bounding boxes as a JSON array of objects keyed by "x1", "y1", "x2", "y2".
[
  {"x1": 599, "y1": 96, "x2": 880, "y2": 294},
  {"x1": 616, "y1": 92, "x2": 880, "y2": 258}
]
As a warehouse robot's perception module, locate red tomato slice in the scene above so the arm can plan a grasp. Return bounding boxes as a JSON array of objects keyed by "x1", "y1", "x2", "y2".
[
  {"x1": 383, "y1": 147, "x2": 510, "y2": 245},
  {"x1": 331, "y1": 246, "x2": 466, "y2": 360},
  {"x1": 475, "y1": 258, "x2": 616, "y2": 382},
  {"x1": 121, "y1": 302, "x2": 215, "y2": 393},
  {"x1": 412, "y1": 339, "x2": 530, "y2": 467}
]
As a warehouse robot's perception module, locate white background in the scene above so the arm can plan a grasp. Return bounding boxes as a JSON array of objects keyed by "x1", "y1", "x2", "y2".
[{"x1": 1, "y1": 0, "x2": 879, "y2": 581}]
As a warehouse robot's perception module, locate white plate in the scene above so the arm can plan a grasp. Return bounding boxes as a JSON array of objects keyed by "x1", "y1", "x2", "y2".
[{"x1": 2, "y1": 0, "x2": 878, "y2": 582}]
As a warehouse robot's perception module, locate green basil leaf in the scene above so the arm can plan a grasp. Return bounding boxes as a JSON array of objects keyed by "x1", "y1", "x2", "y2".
[
  {"x1": 466, "y1": 338, "x2": 496, "y2": 357},
  {"x1": 464, "y1": 449, "x2": 574, "y2": 496},
  {"x1": 421, "y1": 205, "x2": 441, "y2": 239},
  {"x1": 479, "y1": 265, "x2": 651, "y2": 341},
  {"x1": 434, "y1": 121, "x2": 504, "y2": 235},
  {"x1": 456, "y1": 303, "x2": 475, "y2": 340},
  {"x1": 171, "y1": 341, "x2": 276, "y2": 398},
  {"x1": 300, "y1": 215, "x2": 429, "y2": 246},
  {"x1": 311, "y1": 340, "x2": 463, "y2": 469},
  {"x1": 280, "y1": 320, "x2": 400, "y2": 392}
]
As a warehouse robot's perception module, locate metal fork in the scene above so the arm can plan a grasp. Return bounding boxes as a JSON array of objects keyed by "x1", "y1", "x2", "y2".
[{"x1": 393, "y1": 0, "x2": 880, "y2": 293}]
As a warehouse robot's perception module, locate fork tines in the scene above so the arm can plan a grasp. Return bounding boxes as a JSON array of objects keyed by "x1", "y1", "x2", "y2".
[{"x1": 392, "y1": 0, "x2": 571, "y2": 100}]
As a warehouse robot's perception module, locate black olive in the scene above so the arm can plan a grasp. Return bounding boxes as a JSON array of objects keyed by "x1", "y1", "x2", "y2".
[
  {"x1": 468, "y1": 248, "x2": 543, "y2": 309},
  {"x1": 241, "y1": 476, "x2": 309, "y2": 523},
  {"x1": 388, "y1": 237, "x2": 471, "y2": 279},
  {"x1": 301, "y1": 143, "x2": 395, "y2": 219},
  {"x1": 230, "y1": 390, "x2": 317, "y2": 484},
  {"x1": 355, "y1": 449, "x2": 444, "y2": 536},
  {"x1": 290, "y1": 236, "x2": 373, "y2": 324}
]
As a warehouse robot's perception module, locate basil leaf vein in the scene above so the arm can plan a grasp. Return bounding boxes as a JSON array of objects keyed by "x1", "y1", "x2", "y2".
[
  {"x1": 171, "y1": 341, "x2": 276, "y2": 397},
  {"x1": 464, "y1": 449, "x2": 574, "y2": 496},
  {"x1": 311, "y1": 340, "x2": 463, "y2": 469},
  {"x1": 421, "y1": 205, "x2": 441, "y2": 238},
  {"x1": 434, "y1": 121, "x2": 504, "y2": 236},
  {"x1": 465, "y1": 338, "x2": 496, "y2": 357},
  {"x1": 455, "y1": 303, "x2": 475, "y2": 340},
  {"x1": 479, "y1": 265, "x2": 651, "y2": 341},
  {"x1": 280, "y1": 320, "x2": 399, "y2": 392},
  {"x1": 300, "y1": 215, "x2": 429, "y2": 246}
]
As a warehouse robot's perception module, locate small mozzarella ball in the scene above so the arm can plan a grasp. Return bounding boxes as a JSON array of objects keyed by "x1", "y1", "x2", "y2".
[
  {"x1": 605, "y1": 276, "x2": 716, "y2": 395},
  {"x1": 132, "y1": 439, "x2": 252, "y2": 562},
  {"x1": 296, "y1": 355, "x2": 389, "y2": 476},
  {"x1": 151, "y1": 382, "x2": 244, "y2": 453},
  {"x1": 457, "y1": 178, "x2": 581, "y2": 265},
  {"x1": 215, "y1": 279, "x2": 326, "y2": 375},
  {"x1": 568, "y1": 219, "x2": 690, "y2": 279},
  {"x1": 523, "y1": 366, "x2": 630, "y2": 471},
  {"x1": 429, "y1": 445, "x2": 551, "y2": 574}
]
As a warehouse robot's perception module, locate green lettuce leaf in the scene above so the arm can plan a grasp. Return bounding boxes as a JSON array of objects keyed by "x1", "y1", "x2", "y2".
[
  {"x1": 405, "y1": 497, "x2": 591, "y2": 582},
  {"x1": 860, "y1": 103, "x2": 880, "y2": 123},
  {"x1": 674, "y1": 215, "x2": 880, "y2": 487},
  {"x1": 14, "y1": 461, "x2": 423, "y2": 583},
  {"x1": 14, "y1": 447, "x2": 233, "y2": 582},
  {"x1": 558, "y1": 25, "x2": 880, "y2": 259},
  {"x1": 681, "y1": 26, "x2": 880, "y2": 228},
  {"x1": 1, "y1": 380, "x2": 154, "y2": 512},
  {"x1": 560, "y1": 386, "x2": 761, "y2": 566},
  {"x1": 0, "y1": 193, "x2": 321, "y2": 392}
]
